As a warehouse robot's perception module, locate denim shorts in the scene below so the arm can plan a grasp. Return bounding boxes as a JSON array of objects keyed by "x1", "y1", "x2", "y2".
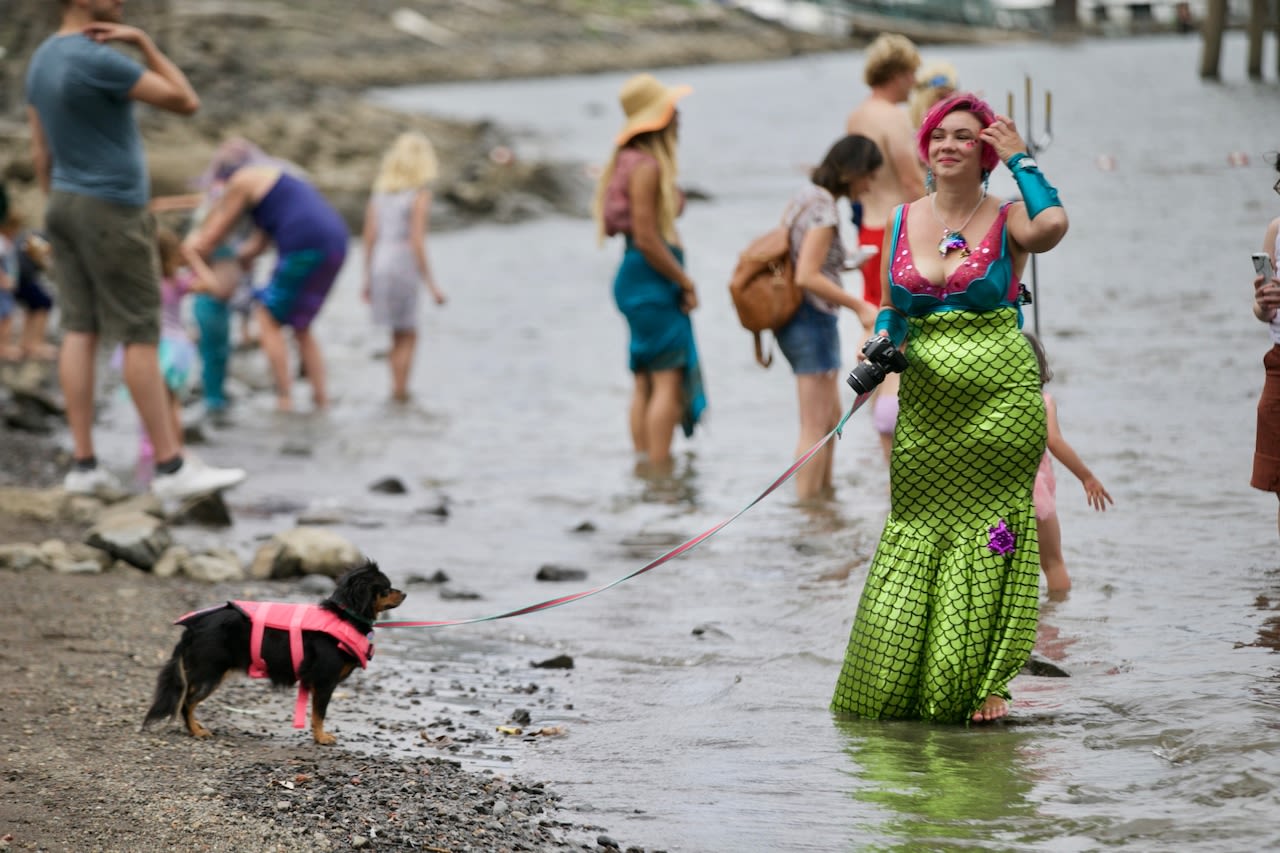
[{"x1": 776, "y1": 300, "x2": 841, "y2": 374}]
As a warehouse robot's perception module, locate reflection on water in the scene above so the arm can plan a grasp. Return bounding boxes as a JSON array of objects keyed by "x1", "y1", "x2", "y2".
[
  {"x1": 835, "y1": 718, "x2": 1039, "y2": 851},
  {"x1": 632, "y1": 450, "x2": 703, "y2": 505}
]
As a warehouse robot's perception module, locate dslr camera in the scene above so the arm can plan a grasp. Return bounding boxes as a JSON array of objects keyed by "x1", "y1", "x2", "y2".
[{"x1": 846, "y1": 335, "x2": 908, "y2": 395}]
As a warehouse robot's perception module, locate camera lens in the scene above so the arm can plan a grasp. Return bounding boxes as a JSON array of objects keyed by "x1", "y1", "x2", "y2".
[{"x1": 847, "y1": 361, "x2": 885, "y2": 395}]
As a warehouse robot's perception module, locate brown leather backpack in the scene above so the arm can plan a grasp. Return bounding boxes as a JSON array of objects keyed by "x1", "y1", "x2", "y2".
[{"x1": 728, "y1": 209, "x2": 805, "y2": 367}]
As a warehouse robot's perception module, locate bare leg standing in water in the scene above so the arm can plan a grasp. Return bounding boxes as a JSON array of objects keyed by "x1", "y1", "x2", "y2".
[
  {"x1": 793, "y1": 373, "x2": 841, "y2": 502},
  {"x1": 641, "y1": 369, "x2": 683, "y2": 473},
  {"x1": 388, "y1": 329, "x2": 416, "y2": 403}
]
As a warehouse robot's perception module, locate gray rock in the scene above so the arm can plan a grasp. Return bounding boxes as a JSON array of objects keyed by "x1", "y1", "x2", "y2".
[
  {"x1": 369, "y1": 476, "x2": 408, "y2": 495},
  {"x1": 535, "y1": 564, "x2": 587, "y2": 582},
  {"x1": 182, "y1": 550, "x2": 245, "y2": 583},
  {"x1": 1021, "y1": 655, "x2": 1071, "y2": 678},
  {"x1": 53, "y1": 558, "x2": 107, "y2": 575},
  {"x1": 152, "y1": 546, "x2": 190, "y2": 579},
  {"x1": 295, "y1": 502, "x2": 349, "y2": 525},
  {"x1": 0, "y1": 543, "x2": 47, "y2": 572},
  {"x1": 279, "y1": 440, "x2": 313, "y2": 457},
  {"x1": 38, "y1": 537, "x2": 110, "y2": 571},
  {"x1": 0, "y1": 486, "x2": 65, "y2": 523},
  {"x1": 168, "y1": 492, "x2": 233, "y2": 527},
  {"x1": 531, "y1": 654, "x2": 574, "y2": 670},
  {"x1": 4, "y1": 397, "x2": 54, "y2": 433},
  {"x1": 248, "y1": 527, "x2": 364, "y2": 579},
  {"x1": 97, "y1": 493, "x2": 164, "y2": 522},
  {"x1": 416, "y1": 500, "x2": 450, "y2": 518},
  {"x1": 297, "y1": 573, "x2": 336, "y2": 597},
  {"x1": 85, "y1": 510, "x2": 172, "y2": 571}
]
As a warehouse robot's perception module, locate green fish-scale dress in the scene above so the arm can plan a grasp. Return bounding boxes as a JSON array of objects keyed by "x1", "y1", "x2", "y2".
[
  {"x1": 832, "y1": 198, "x2": 1047, "y2": 722},
  {"x1": 832, "y1": 307, "x2": 1045, "y2": 722}
]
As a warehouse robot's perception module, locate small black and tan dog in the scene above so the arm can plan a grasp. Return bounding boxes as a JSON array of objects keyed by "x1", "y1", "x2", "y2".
[{"x1": 144, "y1": 560, "x2": 405, "y2": 745}]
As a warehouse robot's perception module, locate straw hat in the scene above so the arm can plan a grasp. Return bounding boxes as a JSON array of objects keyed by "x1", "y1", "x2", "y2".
[{"x1": 614, "y1": 73, "x2": 693, "y2": 146}]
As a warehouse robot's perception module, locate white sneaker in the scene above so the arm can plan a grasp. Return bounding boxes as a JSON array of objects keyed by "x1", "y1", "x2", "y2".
[
  {"x1": 151, "y1": 457, "x2": 247, "y2": 503},
  {"x1": 63, "y1": 466, "x2": 122, "y2": 496}
]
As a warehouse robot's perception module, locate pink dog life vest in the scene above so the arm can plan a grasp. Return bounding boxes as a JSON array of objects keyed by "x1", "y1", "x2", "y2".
[{"x1": 177, "y1": 601, "x2": 374, "y2": 729}]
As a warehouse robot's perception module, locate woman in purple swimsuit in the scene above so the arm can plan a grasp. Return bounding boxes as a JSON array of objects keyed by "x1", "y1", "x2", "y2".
[{"x1": 184, "y1": 139, "x2": 349, "y2": 412}]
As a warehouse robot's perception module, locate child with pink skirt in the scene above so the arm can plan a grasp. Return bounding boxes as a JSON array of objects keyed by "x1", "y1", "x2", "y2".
[{"x1": 1025, "y1": 332, "x2": 1113, "y2": 596}]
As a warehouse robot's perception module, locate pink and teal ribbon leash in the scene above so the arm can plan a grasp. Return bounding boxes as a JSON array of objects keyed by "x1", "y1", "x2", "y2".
[{"x1": 379, "y1": 392, "x2": 871, "y2": 629}]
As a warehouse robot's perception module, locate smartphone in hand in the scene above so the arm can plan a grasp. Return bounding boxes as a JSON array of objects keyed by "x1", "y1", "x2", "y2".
[{"x1": 1252, "y1": 252, "x2": 1275, "y2": 282}]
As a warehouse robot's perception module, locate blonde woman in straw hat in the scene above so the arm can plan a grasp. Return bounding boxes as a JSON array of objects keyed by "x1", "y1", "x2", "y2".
[
  {"x1": 593, "y1": 73, "x2": 706, "y2": 474},
  {"x1": 361, "y1": 131, "x2": 447, "y2": 404}
]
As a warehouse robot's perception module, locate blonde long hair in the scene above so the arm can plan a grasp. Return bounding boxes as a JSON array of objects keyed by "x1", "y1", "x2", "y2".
[
  {"x1": 592, "y1": 124, "x2": 680, "y2": 246},
  {"x1": 373, "y1": 132, "x2": 439, "y2": 194}
]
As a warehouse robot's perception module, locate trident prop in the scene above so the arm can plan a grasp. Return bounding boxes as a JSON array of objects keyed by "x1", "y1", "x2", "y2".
[{"x1": 1007, "y1": 75, "x2": 1052, "y2": 337}]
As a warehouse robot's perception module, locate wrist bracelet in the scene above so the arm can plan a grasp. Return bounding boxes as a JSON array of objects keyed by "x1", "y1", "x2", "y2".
[{"x1": 1006, "y1": 152, "x2": 1033, "y2": 170}]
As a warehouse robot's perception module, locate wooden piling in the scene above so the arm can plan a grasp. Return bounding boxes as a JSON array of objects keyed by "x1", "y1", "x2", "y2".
[
  {"x1": 1200, "y1": 0, "x2": 1228, "y2": 79},
  {"x1": 1248, "y1": 0, "x2": 1267, "y2": 79}
]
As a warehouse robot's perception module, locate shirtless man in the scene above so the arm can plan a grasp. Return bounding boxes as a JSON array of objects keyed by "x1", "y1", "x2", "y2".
[
  {"x1": 845, "y1": 33, "x2": 925, "y2": 461},
  {"x1": 846, "y1": 33, "x2": 925, "y2": 308}
]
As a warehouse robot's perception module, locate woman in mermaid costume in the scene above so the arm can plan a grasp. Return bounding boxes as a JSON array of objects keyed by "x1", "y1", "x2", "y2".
[{"x1": 831, "y1": 93, "x2": 1068, "y2": 724}]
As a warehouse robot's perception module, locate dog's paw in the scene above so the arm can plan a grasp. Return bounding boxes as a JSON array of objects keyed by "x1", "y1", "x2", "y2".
[
  {"x1": 190, "y1": 725, "x2": 213, "y2": 739},
  {"x1": 313, "y1": 731, "x2": 337, "y2": 746}
]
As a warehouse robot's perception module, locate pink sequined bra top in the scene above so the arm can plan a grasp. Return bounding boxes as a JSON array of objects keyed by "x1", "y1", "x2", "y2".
[{"x1": 886, "y1": 201, "x2": 1021, "y2": 317}]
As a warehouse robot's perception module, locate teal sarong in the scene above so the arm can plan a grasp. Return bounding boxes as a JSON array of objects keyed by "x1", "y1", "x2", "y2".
[{"x1": 612, "y1": 242, "x2": 706, "y2": 437}]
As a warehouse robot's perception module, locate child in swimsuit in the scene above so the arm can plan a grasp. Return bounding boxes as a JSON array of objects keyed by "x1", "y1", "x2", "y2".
[{"x1": 1024, "y1": 331, "x2": 1114, "y2": 596}]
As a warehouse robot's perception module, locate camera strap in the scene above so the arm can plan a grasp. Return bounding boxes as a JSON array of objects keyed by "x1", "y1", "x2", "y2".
[{"x1": 379, "y1": 394, "x2": 872, "y2": 630}]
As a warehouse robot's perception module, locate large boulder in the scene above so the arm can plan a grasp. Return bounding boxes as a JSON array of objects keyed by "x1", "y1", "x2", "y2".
[{"x1": 249, "y1": 527, "x2": 363, "y2": 580}]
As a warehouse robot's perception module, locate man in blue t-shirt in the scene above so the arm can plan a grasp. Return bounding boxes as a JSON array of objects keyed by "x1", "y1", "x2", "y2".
[{"x1": 26, "y1": 0, "x2": 245, "y2": 503}]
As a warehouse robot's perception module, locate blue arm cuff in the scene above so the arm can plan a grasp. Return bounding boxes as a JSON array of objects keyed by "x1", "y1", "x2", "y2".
[
  {"x1": 873, "y1": 308, "x2": 907, "y2": 348},
  {"x1": 1006, "y1": 153, "x2": 1062, "y2": 219}
]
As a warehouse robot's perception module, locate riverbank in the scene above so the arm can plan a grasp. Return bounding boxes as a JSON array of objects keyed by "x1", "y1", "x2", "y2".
[
  {"x1": 0, "y1": 0, "x2": 852, "y2": 233},
  {"x1": 0, "y1": 354, "x2": 653, "y2": 851}
]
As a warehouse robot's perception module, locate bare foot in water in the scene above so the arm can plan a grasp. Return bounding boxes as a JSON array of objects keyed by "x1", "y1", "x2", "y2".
[{"x1": 972, "y1": 695, "x2": 1009, "y2": 723}]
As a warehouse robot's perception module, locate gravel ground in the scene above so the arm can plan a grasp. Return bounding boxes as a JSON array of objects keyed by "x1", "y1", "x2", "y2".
[{"x1": 0, "y1": 562, "x2": 657, "y2": 853}]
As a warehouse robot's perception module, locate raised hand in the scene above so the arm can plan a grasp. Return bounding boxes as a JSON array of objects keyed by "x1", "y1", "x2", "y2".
[
  {"x1": 82, "y1": 23, "x2": 148, "y2": 48},
  {"x1": 979, "y1": 115, "x2": 1031, "y2": 165}
]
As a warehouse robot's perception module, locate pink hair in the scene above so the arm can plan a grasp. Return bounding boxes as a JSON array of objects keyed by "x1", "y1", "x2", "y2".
[{"x1": 917, "y1": 92, "x2": 1000, "y2": 175}]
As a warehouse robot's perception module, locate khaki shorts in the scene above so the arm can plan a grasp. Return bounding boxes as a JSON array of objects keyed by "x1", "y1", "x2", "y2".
[{"x1": 45, "y1": 190, "x2": 160, "y2": 345}]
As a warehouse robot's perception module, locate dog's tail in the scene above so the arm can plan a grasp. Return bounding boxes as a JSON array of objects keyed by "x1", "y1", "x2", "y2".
[{"x1": 142, "y1": 637, "x2": 191, "y2": 728}]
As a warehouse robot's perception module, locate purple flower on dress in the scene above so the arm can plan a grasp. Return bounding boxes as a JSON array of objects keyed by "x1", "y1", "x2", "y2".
[{"x1": 987, "y1": 520, "x2": 1016, "y2": 556}]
